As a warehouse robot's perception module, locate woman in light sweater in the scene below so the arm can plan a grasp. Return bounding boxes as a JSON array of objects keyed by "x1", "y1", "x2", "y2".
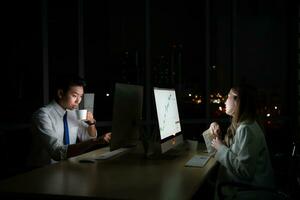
[{"x1": 210, "y1": 84, "x2": 275, "y2": 199}]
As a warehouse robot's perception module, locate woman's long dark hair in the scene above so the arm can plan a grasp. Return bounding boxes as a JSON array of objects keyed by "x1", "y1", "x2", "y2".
[{"x1": 224, "y1": 84, "x2": 257, "y2": 146}]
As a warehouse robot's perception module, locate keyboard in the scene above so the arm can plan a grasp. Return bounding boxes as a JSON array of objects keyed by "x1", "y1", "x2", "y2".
[
  {"x1": 94, "y1": 147, "x2": 131, "y2": 160},
  {"x1": 184, "y1": 155, "x2": 211, "y2": 168}
]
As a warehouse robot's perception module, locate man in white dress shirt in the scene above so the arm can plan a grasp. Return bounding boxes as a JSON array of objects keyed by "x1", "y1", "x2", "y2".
[{"x1": 28, "y1": 75, "x2": 111, "y2": 167}]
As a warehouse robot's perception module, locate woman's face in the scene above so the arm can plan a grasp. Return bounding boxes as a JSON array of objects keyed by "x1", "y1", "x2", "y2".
[
  {"x1": 225, "y1": 89, "x2": 238, "y2": 117},
  {"x1": 59, "y1": 86, "x2": 84, "y2": 110}
]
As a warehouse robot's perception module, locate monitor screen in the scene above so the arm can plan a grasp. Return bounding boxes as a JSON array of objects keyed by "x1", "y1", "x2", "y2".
[
  {"x1": 79, "y1": 93, "x2": 95, "y2": 114},
  {"x1": 110, "y1": 83, "x2": 143, "y2": 151},
  {"x1": 153, "y1": 87, "x2": 183, "y2": 153}
]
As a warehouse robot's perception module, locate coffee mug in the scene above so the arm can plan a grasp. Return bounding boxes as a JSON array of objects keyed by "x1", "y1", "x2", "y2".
[{"x1": 76, "y1": 109, "x2": 87, "y2": 121}]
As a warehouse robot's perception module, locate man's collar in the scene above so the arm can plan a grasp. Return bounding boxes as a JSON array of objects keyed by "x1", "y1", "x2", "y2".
[{"x1": 51, "y1": 100, "x2": 66, "y2": 117}]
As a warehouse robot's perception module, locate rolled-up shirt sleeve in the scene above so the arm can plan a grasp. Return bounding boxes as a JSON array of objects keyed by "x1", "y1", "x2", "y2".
[{"x1": 77, "y1": 121, "x2": 97, "y2": 141}]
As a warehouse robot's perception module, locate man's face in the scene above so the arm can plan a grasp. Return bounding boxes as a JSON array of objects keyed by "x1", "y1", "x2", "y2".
[{"x1": 60, "y1": 86, "x2": 84, "y2": 110}]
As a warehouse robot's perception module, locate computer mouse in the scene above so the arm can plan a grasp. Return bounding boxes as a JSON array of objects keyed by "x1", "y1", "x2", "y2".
[{"x1": 79, "y1": 159, "x2": 95, "y2": 163}]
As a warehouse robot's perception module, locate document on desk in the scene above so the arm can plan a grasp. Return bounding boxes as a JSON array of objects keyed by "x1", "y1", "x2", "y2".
[{"x1": 185, "y1": 155, "x2": 211, "y2": 168}]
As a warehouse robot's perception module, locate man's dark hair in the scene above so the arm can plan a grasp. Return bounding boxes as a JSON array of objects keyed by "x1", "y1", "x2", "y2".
[
  {"x1": 53, "y1": 74, "x2": 87, "y2": 100},
  {"x1": 54, "y1": 74, "x2": 86, "y2": 92}
]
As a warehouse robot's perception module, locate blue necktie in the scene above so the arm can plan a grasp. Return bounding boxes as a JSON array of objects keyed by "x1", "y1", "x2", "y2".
[{"x1": 63, "y1": 111, "x2": 70, "y2": 145}]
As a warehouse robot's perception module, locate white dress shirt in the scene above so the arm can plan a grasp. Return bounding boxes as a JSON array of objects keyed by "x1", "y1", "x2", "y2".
[{"x1": 27, "y1": 100, "x2": 97, "y2": 167}]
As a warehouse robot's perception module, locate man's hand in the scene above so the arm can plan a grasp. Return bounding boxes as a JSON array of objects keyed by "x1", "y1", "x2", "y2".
[
  {"x1": 103, "y1": 132, "x2": 112, "y2": 143},
  {"x1": 86, "y1": 111, "x2": 96, "y2": 125}
]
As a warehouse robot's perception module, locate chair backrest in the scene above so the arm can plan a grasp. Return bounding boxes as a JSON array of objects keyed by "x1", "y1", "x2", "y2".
[{"x1": 287, "y1": 141, "x2": 300, "y2": 199}]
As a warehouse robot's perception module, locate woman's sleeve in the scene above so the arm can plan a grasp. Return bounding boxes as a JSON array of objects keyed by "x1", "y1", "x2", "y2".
[{"x1": 215, "y1": 126, "x2": 257, "y2": 181}]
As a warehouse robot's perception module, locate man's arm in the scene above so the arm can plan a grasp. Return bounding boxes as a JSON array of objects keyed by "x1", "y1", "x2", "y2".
[
  {"x1": 67, "y1": 137, "x2": 108, "y2": 158},
  {"x1": 86, "y1": 123, "x2": 97, "y2": 137},
  {"x1": 85, "y1": 111, "x2": 97, "y2": 137}
]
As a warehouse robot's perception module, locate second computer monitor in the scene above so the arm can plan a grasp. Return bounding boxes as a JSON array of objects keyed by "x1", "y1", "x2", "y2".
[
  {"x1": 110, "y1": 83, "x2": 144, "y2": 151},
  {"x1": 153, "y1": 87, "x2": 183, "y2": 153}
]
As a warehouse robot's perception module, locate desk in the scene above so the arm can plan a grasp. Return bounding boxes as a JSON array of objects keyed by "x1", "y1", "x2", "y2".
[{"x1": 0, "y1": 142, "x2": 217, "y2": 200}]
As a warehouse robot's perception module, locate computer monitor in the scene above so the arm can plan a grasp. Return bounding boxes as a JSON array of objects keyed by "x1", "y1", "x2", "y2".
[
  {"x1": 79, "y1": 93, "x2": 95, "y2": 114},
  {"x1": 153, "y1": 87, "x2": 183, "y2": 153},
  {"x1": 110, "y1": 83, "x2": 144, "y2": 151}
]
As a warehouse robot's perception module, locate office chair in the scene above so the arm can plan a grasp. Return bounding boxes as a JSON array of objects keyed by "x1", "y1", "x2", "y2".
[{"x1": 287, "y1": 141, "x2": 300, "y2": 199}]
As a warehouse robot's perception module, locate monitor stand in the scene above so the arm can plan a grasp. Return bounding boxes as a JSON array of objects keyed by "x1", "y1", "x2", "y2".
[
  {"x1": 161, "y1": 134, "x2": 184, "y2": 153},
  {"x1": 143, "y1": 134, "x2": 184, "y2": 160}
]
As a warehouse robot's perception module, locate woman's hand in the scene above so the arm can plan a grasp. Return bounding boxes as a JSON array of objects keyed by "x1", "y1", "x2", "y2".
[
  {"x1": 211, "y1": 137, "x2": 223, "y2": 151},
  {"x1": 209, "y1": 122, "x2": 221, "y2": 138}
]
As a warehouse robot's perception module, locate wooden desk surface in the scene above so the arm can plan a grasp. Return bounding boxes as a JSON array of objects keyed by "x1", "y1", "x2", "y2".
[{"x1": 0, "y1": 142, "x2": 217, "y2": 200}]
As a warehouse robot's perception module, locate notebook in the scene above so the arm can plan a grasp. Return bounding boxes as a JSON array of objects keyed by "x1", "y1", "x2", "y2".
[
  {"x1": 202, "y1": 128, "x2": 216, "y2": 155},
  {"x1": 185, "y1": 155, "x2": 211, "y2": 167}
]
